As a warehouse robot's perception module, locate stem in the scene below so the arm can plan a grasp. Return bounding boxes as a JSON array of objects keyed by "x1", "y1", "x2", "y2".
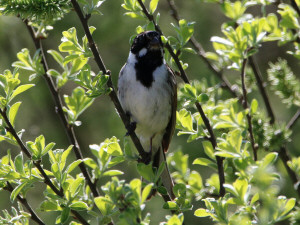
[
  {"x1": 0, "y1": 108, "x2": 89, "y2": 225},
  {"x1": 24, "y1": 21, "x2": 100, "y2": 198},
  {"x1": 136, "y1": 0, "x2": 225, "y2": 196},
  {"x1": 287, "y1": 108, "x2": 300, "y2": 129},
  {"x1": 4, "y1": 182, "x2": 45, "y2": 225},
  {"x1": 248, "y1": 57, "x2": 275, "y2": 124},
  {"x1": 279, "y1": 147, "x2": 300, "y2": 196},
  {"x1": 241, "y1": 58, "x2": 257, "y2": 161}
]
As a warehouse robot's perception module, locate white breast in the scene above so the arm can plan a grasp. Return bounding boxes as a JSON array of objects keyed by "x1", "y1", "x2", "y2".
[{"x1": 118, "y1": 53, "x2": 172, "y2": 152}]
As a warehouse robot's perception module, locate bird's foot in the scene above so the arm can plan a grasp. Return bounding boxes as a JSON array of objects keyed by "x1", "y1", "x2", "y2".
[{"x1": 125, "y1": 121, "x2": 136, "y2": 136}]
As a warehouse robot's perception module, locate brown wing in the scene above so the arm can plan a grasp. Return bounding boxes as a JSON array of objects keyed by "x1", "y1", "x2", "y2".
[{"x1": 162, "y1": 66, "x2": 177, "y2": 152}]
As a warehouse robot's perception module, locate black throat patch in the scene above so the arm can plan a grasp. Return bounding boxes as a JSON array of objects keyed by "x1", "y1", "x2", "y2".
[{"x1": 135, "y1": 50, "x2": 163, "y2": 88}]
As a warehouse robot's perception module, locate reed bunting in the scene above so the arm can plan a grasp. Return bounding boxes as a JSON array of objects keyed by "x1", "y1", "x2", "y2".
[{"x1": 118, "y1": 31, "x2": 177, "y2": 199}]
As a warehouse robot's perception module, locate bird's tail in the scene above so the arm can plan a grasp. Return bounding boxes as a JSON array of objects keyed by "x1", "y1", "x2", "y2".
[{"x1": 153, "y1": 148, "x2": 175, "y2": 200}]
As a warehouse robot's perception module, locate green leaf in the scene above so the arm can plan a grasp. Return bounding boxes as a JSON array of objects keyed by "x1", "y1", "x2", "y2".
[
  {"x1": 14, "y1": 152, "x2": 24, "y2": 174},
  {"x1": 202, "y1": 141, "x2": 215, "y2": 160},
  {"x1": 102, "y1": 170, "x2": 124, "y2": 177},
  {"x1": 137, "y1": 163, "x2": 155, "y2": 182},
  {"x1": 166, "y1": 214, "x2": 184, "y2": 225},
  {"x1": 149, "y1": 0, "x2": 159, "y2": 14},
  {"x1": 142, "y1": 183, "x2": 154, "y2": 203},
  {"x1": 177, "y1": 109, "x2": 193, "y2": 131},
  {"x1": 66, "y1": 159, "x2": 82, "y2": 173},
  {"x1": 173, "y1": 183, "x2": 186, "y2": 198},
  {"x1": 39, "y1": 201, "x2": 61, "y2": 212},
  {"x1": 197, "y1": 93, "x2": 209, "y2": 103},
  {"x1": 69, "y1": 177, "x2": 84, "y2": 197},
  {"x1": 283, "y1": 198, "x2": 296, "y2": 215},
  {"x1": 193, "y1": 158, "x2": 213, "y2": 166},
  {"x1": 41, "y1": 142, "x2": 56, "y2": 156},
  {"x1": 278, "y1": 4, "x2": 300, "y2": 29},
  {"x1": 163, "y1": 201, "x2": 179, "y2": 210},
  {"x1": 60, "y1": 145, "x2": 73, "y2": 171},
  {"x1": 10, "y1": 182, "x2": 27, "y2": 202},
  {"x1": 94, "y1": 196, "x2": 114, "y2": 216},
  {"x1": 47, "y1": 69, "x2": 61, "y2": 78},
  {"x1": 69, "y1": 201, "x2": 89, "y2": 210},
  {"x1": 60, "y1": 207, "x2": 70, "y2": 224},
  {"x1": 261, "y1": 152, "x2": 278, "y2": 168},
  {"x1": 47, "y1": 50, "x2": 64, "y2": 69},
  {"x1": 194, "y1": 208, "x2": 211, "y2": 217},
  {"x1": 8, "y1": 102, "x2": 21, "y2": 127},
  {"x1": 250, "y1": 99, "x2": 258, "y2": 114},
  {"x1": 10, "y1": 84, "x2": 35, "y2": 102}
]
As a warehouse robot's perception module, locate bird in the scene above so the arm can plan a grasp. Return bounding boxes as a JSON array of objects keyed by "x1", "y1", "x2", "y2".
[{"x1": 118, "y1": 31, "x2": 177, "y2": 199}]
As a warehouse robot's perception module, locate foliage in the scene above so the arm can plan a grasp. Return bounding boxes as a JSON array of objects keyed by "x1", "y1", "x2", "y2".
[{"x1": 0, "y1": 0, "x2": 299, "y2": 224}]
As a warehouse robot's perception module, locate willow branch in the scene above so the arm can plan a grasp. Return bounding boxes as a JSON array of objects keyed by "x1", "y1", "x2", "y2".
[
  {"x1": 136, "y1": 0, "x2": 225, "y2": 196},
  {"x1": 166, "y1": 0, "x2": 240, "y2": 100},
  {"x1": 287, "y1": 108, "x2": 300, "y2": 129},
  {"x1": 4, "y1": 182, "x2": 45, "y2": 225},
  {"x1": 24, "y1": 21, "x2": 100, "y2": 198},
  {"x1": 248, "y1": 57, "x2": 275, "y2": 124},
  {"x1": 0, "y1": 108, "x2": 89, "y2": 225},
  {"x1": 279, "y1": 147, "x2": 300, "y2": 196},
  {"x1": 240, "y1": 58, "x2": 258, "y2": 161}
]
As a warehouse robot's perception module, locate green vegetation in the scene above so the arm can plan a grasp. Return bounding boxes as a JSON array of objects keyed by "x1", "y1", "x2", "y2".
[{"x1": 0, "y1": 0, "x2": 300, "y2": 224}]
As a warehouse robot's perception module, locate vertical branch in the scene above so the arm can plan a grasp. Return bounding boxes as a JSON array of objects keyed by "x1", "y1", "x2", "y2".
[
  {"x1": 24, "y1": 21, "x2": 100, "y2": 198},
  {"x1": 4, "y1": 182, "x2": 45, "y2": 225},
  {"x1": 136, "y1": 0, "x2": 225, "y2": 196},
  {"x1": 248, "y1": 57, "x2": 275, "y2": 124},
  {"x1": 241, "y1": 58, "x2": 257, "y2": 161},
  {"x1": 279, "y1": 147, "x2": 300, "y2": 196}
]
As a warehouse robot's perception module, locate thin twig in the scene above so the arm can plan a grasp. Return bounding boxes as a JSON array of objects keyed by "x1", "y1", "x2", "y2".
[
  {"x1": 24, "y1": 20, "x2": 100, "y2": 198},
  {"x1": 0, "y1": 108, "x2": 89, "y2": 225},
  {"x1": 287, "y1": 108, "x2": 300, "y2": 129},
  {"x1": 136, "y1": 0, "x2": 225, "y2": 197},
  {"x1": 248, "y1": 57, "x2": 275, "y2": 124},
  {"x1": 4, "y1": 182, "x2": 45, "y2": 225},
  {"x1": 241, "y1": 58, "x2": 258, "y2": 161},
  {"x1": 279, "y1": 147, "x2": 300, "y2": 196}
]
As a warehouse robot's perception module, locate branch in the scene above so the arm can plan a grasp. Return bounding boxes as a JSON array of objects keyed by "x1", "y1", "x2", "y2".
[
  {"x1": 4, "y1": 182, "x2": 45, "y2": 225},
  {"x1": 70, "y1": 0, "x2": 149, "y2": 164},
  {"x1": 248, "y1": 57, "x2": 275, "y2": 124},
  {"x1": 166, "y1": 0, "x2": 240, "y2": 100},
  {"x1": 241, "y1": 58, "x2": 258, "y2": 161},
  {"x1": 290, "y1": 0, "x2": 300, "y2": 17},
  {"x1": 24, "y1": 21, "x2": 100, "y2": 198},
  {"x1": 0, "y1": 108, "x2": 89, "y2": 225},
  {"x1": 279, "y1": 147, "x2": 300, "y2": 196},
  {"x1": 287, "y1": 108, "x2": 300, "y2": 129},
  {"x1": 136, "y1": 0, "x2": 225, "y2": 197}
]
